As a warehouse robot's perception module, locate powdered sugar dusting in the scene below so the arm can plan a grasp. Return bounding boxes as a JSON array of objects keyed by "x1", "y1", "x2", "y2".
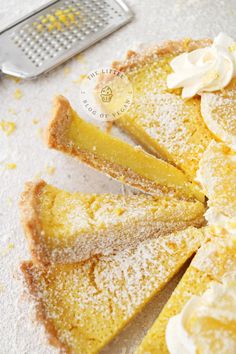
[
  {"x1": 23, "y1": 227, "x2": 204, "y2": 353},
  {"x1": 119, "y1": 58, "x2": 213, "y2": 180}
]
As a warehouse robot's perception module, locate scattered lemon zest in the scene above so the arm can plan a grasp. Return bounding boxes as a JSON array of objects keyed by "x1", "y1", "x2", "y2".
[
  {"x1": 8, "y1": 107, "x2": 17, "y2": 115},
  {"x1": 36, "y1": 24, "x2": 43, "y2": 31},
  {"x1": 76, "y1": 53, "x2": 86, "y2": 62},
  {"x1": 8, "y1": 243, "x2": 14, "y2": 250},
  {"x1": 14, "y1": 88, "x2": 23, "y2": 100},
  {"x1": 38, "y1": 128, "x2": 44, "y2": 139},
  {"x1": 6, "y1": 197, "x2": 13, "y2": 206},
  {"x1": 2, "y1": 243, "x2": 15, "y2": 256},
  {"x1": 36, "y1": 7, "x2": 80, "y2": 32},
  {"x1": 73, "y1": 74, "x2": 87, "y2": 84},
  {"x1": 5, "y1": 163, "x2": 17, "y2": 170},
  {"x1": 34, "y1": 172, "x2": 42, "y2": 180},
  {"x1": 46, "y1": 165, "x2": 56, "y2": 175},
  {"x1": 229, "y1": 43, "x2": 236, "y2": 52},
  {"x1": 47, "y1": 23, "x2": 55, "y2": 32},
  {"x1": 0, "y1": 120, "x2": 16, "y2": 136}
]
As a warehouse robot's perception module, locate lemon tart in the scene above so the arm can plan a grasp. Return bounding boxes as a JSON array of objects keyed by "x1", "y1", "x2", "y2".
[
  {"x1": 21, "y1": 226, "x2": 205, "y2": 354},
  {"x1": 20, "y1": 180, "x2": 205, "y2": 265},
  {"x1": 112, "y1": 39, "x2": 214, "y2": 182},
  {"x1": 135, "y1": 230, "x2": 236, "y2": 354},
  {"x1": 46, "y1": 95, "x2": 204, "y2": 202}
]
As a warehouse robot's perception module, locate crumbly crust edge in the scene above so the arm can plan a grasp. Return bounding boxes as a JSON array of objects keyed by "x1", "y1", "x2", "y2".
[
  {"x1": 21, "y1": 261, "x2": 69, "y2": 353},
  {"x1": 112, "y1": 38, "x2": 212, "y2": 72},
  {"x1": 19, "y1": 180, "x2": 51, "y2": 266}
]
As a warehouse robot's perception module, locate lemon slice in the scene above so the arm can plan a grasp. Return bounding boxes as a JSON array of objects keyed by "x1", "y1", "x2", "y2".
[
  {"x1": 197, "y1": 141, "x2": 236, "y2": 222},
  {"x1": 201, "y1": 78, "x2": 236, "y2": 150}
]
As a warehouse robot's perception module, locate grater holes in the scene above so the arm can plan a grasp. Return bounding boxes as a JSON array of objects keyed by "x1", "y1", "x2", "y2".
[{"x1": 10, "y1": 0, "x2": 131, "y2": 69}]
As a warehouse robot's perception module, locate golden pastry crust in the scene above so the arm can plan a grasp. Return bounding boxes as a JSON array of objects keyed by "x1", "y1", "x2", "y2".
[
  {"x1": 21, "y1": 261, "x2": 69, "y2": 353},
  {"x1": 19, "y1": 180, "x2": 50, "y2": 265},
  {"x1": 112, "y1": 38, "x2": 212, "y2": 72}
]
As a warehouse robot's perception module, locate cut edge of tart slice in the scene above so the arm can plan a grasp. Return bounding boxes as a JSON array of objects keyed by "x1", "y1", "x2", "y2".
[
  {"x1": 20, "y1": 180, "x2": 206, "y2": 265},
  {"x1": 21, "y1": 226, "x2": 207, "y2": 354},
  {"x1": 46, "y1": 95, "x2": 205, "y2": 202}
]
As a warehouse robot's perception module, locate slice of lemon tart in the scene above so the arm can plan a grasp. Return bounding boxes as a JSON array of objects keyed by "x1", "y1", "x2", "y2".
[
  {"x1": 112, "y1": 39, "x2": 214, "y2": 182},
  {"x1": 46, "y1": 95, "x2": 204, "y2": 202},
  {"x1": 135, "y1": 230, "x2": 236, "y2": 354},
  {"x1": 20, "y1": 180, "x2": 205, "y2": 265},
  {"x1": 21, "y1": 226, "x2": 205, "y2": 354}
]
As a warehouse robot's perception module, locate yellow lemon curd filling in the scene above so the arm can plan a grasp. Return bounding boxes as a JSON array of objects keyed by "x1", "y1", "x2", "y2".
[
  {"x1": 37, "y1": 182, "x2": 205, "y2": 263},
  {"x1": 136, "y1": 233, "x2": 236, "y2": 354},
  {"x1": 115, "y1": 54, "x2": 213, "y2": 182},
  {"x1": 22, "y1": 226, "x2": 205, "y2": 354},
  {"x1": 62, "y1": 105, "x2": 204, "y2": 202}
]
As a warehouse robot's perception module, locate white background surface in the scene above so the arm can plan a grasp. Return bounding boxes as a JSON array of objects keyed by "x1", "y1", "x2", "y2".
[{"x1": 1, "y1": 0, "x2": 236, "y2": 353}]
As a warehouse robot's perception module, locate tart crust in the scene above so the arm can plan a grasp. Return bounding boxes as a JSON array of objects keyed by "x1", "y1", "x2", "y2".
[{"x1": 20, "y1": 180, "x2": 50, "y2": 265}]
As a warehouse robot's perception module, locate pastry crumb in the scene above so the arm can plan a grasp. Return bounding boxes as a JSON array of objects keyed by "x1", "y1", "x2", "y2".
[
  {"x1": 63, "y1": 67, "x2": 71, "y2": 75},
  {"x1": 76, "y1": 53, "x2": 86, "y2": 62},
  {"x1": 106, "y1": 121, "x2": 113, "y2": 133},
  {"x1": 32, "y1": 119, "x2": 39, "y2": 125}
]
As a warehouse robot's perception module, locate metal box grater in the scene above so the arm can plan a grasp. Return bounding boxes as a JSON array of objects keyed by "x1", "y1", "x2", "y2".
[{"x1": 0, "y1": 0, "x2": 133, "y2": 79}]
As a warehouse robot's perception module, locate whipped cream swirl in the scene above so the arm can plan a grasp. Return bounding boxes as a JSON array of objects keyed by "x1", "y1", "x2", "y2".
[
  {"x1": 166, "y1": 272, "x2": 236, "y2": 354},
  {"x1": 167, "y1": 33, "x2": 236, "y2": 98}
]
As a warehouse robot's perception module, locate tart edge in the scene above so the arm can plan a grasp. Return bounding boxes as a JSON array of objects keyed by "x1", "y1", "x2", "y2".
[{"x1": 20, "y1": 180, "x2": 51, "y2": 266}]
